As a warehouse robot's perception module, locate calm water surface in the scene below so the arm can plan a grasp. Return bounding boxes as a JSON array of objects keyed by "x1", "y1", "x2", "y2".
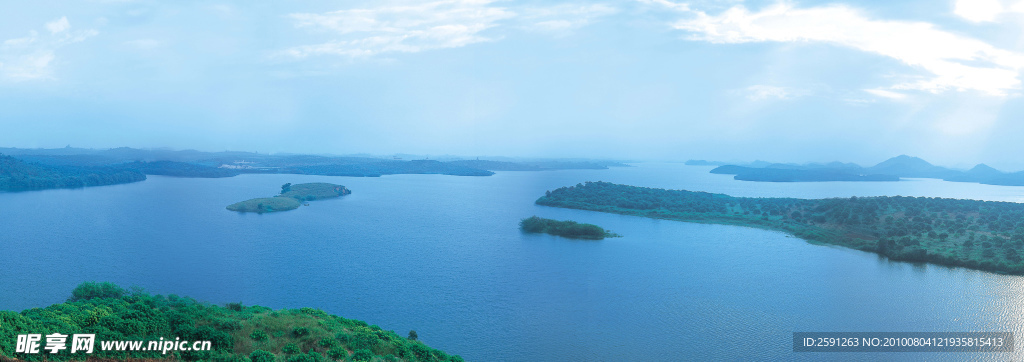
[{"x1": 3, "y1": 163, "x2": 1024, "y2": 361}]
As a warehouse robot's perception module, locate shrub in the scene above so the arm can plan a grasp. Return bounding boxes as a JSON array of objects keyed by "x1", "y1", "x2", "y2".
[
  {"x1": 216, "y1": 318, "x2": 243, "y2": 331},
  {"x1": 293, "y1": 326, "x2": 310, "y2": 337},
  {"x1": 211, "y1": 350, "x2": 250, "y2": 362},
  {"x1": 317, "y1": 337, "x2": 338, "y2": 348},
  {"x1": 282, "y1": 343, "x2": 301, "y2": 355},
  {"x1": 251, "y1": 330, "x2": 269, "y2": 341},
  {"x1": 334, "y1": 332, "x2": 350, "y2": 344},
  {"x1": 351, "y1": 349, "x2": 374, "y2": 362},
  {"x1": 193, "y1": 325, "x2": 234, "y2": 350},
  {"x1": 286, "y1": 353, "x2": 317, "y2": 362},
  {"x1": 349, "y1": 331, "x2": 381, "y2": 351},
  {"x1": 251, "y1": 349, "x2": 276, "y2": 362},
  {"x1": 326, "y1": 347, "x2": 347, "y2": 360}
]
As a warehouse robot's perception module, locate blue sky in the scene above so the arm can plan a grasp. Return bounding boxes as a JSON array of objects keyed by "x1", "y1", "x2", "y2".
[{"x1": 3, "y1": 0, "x2": 1024, "y2": 169}]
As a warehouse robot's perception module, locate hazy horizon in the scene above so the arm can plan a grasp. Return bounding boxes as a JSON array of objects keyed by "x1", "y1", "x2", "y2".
[
  {"x1": 5, "y1": 1, "x2": 1024, "y2": 169},
  {"x1": 6, "y1": 144, "x2": 1018, "y2": 173}
]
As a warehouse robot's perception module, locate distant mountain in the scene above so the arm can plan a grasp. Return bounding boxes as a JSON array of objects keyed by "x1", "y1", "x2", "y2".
[
  {"x1": 685, "y1": 159, "x2": 775, "y2": 168},
  {"x1": 708, "y1": 165, "x2": 750, "y2": 175},
  {"x1": 867, "y1": 155, "x2": 958, "y2": 178},
  {"x1": 710, "y1": 165, "x2": 897, "y2": 182},
  {"x1": 967, "y1": 164, "x2": 1003, "y2": 177},
  {"x1": 448, "y1": 160, "x2": 543, "y2": 171},
  {"x1": 813, "y1": 161, "x2": 865, "y2": 172},
  {"x1": 941, "y1": 163, "x2": 1024, "y2": 186},
  {"x1": 684, "y1": 160, "x2": 728, "y2": 166},
  {"x1": 702, "y1": 155, "x2": 1024, "y2": 186}
]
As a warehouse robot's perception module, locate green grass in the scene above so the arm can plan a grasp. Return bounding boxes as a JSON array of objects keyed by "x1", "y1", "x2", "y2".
[{"x1": 227, "y1": 183, "x2": 351, "y2": 214}]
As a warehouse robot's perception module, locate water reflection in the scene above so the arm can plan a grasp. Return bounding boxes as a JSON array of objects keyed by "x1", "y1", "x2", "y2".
[{"x1": 2, "y1": 163, "x2": 1024, "y2": 361}]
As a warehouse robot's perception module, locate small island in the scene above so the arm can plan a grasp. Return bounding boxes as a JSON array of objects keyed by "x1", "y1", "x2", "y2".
[
  {"x1": 537, "y1": 181, "x2": 1024, "y2": 275},
  {"x1": 227, "y1": 182, "x2": 351, "y2": 213},
  {"x1": 520, "y1": 216, "x2": 621, "y2": 240}
]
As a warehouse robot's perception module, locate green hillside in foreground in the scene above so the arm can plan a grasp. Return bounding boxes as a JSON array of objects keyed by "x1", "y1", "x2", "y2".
[
  {"x1": 537, "y1": 181, "x2": 1024, "y2": 275},
  {"x1": 0, "y1": 282, "x2": 462, "y2": 362},
  {"x1": 227, "y1": 183, "x2": 351, "y2": 213}
]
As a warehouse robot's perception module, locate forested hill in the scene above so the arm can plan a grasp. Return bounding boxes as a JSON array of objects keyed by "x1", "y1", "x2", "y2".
[
  {"x1": 537, "y1": 181, "x2": 1024, "y2": 275},
  {"x1": 0, "y1": 155, "x2": 146, "y2": 191},
  {"x1": 0, "y1": 282, "x2": 464, "y2": 362}
]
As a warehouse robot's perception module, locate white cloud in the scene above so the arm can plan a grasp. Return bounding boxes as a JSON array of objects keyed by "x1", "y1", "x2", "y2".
[
  {"x1": 284, "y1": 1, "x2": 616, "y2": 59},
  {"x1": 673, "y1": 3, "x2": 1024, "y2": 97},
  {"x1": 1, "y1": 17, "x2": 97, "y2": 81},
  {"x1": 284, "y1": 0, "x2": 514, "y2": 58},
  {"x1": 742, "y1": 84, "x2": 799, "y2": 101},
  {"x1": 5, "y1": 53, "x2": 56, "y2": 80},
  {"x1": 4, "y1": 31, "x2": 38, "y2": 47},
  {"x1": 521, "y1": 4, "x2": 618, "y2": 34},
  {"x1": 864, "y1": 88, "x2": 908, "y2": 100},
  {"x1": 635, "y1": 0, "x2": 691, "y2": 12},
  {"x1": 954, "y1": 0, "x2": 1004, "y2": 22},
  {"x1": 952, "y1": 0, "x2": 1024, "y2": 23},
  {"x1": 45, "y1": 17, "x2": 71, "y2": 34}
]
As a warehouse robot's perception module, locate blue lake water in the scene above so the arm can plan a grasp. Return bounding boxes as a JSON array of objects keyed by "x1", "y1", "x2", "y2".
[{"x1": 4, "y1": 163, "x2": 1024, "y2": 361}]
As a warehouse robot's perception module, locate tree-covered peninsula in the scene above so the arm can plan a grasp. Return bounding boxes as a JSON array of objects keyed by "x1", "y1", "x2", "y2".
[
  {"x1": 0, "y1": 282, "x2": 463, "y2": 362},
  {"x1": 537, "y1": 181, "x2": 1024, "y2": 275},
  {"x1": 519, "y1": 216, "x2": 620, "y2": 240},
  {"x1": 0, "y1": 155, "x2": 146, "y2": 191},
  {"x1": 227, "y1": 183, "x2": 351, "y2": 213}
]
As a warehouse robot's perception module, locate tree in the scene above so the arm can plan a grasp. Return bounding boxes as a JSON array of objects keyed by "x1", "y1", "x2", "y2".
[
  {"x1": 281, "y1": 183, "x2": 292, "y2": 194},
  {"x1": 408, "y1": 330, "x2": 418, "y2": 341}
]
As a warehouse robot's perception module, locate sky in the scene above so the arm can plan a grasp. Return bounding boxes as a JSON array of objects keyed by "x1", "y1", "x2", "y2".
[{"x1": 4, "y1": 0, "x2": 1024, "y2": 169}]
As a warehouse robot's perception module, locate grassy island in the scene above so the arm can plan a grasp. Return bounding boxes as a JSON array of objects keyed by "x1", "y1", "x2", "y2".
[
  {"x1": 537, "y1": 181, "x2": 1024, "y2": 275},
  {"x1": 0, "y1": 282, "x2": 463, "y2": 362},
  {"x1": 227, "y1": 183, "x2": 350, "y2": 213},
  {"x1": 520, "y1": 216, "x2": 621, "y2": 240}
]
